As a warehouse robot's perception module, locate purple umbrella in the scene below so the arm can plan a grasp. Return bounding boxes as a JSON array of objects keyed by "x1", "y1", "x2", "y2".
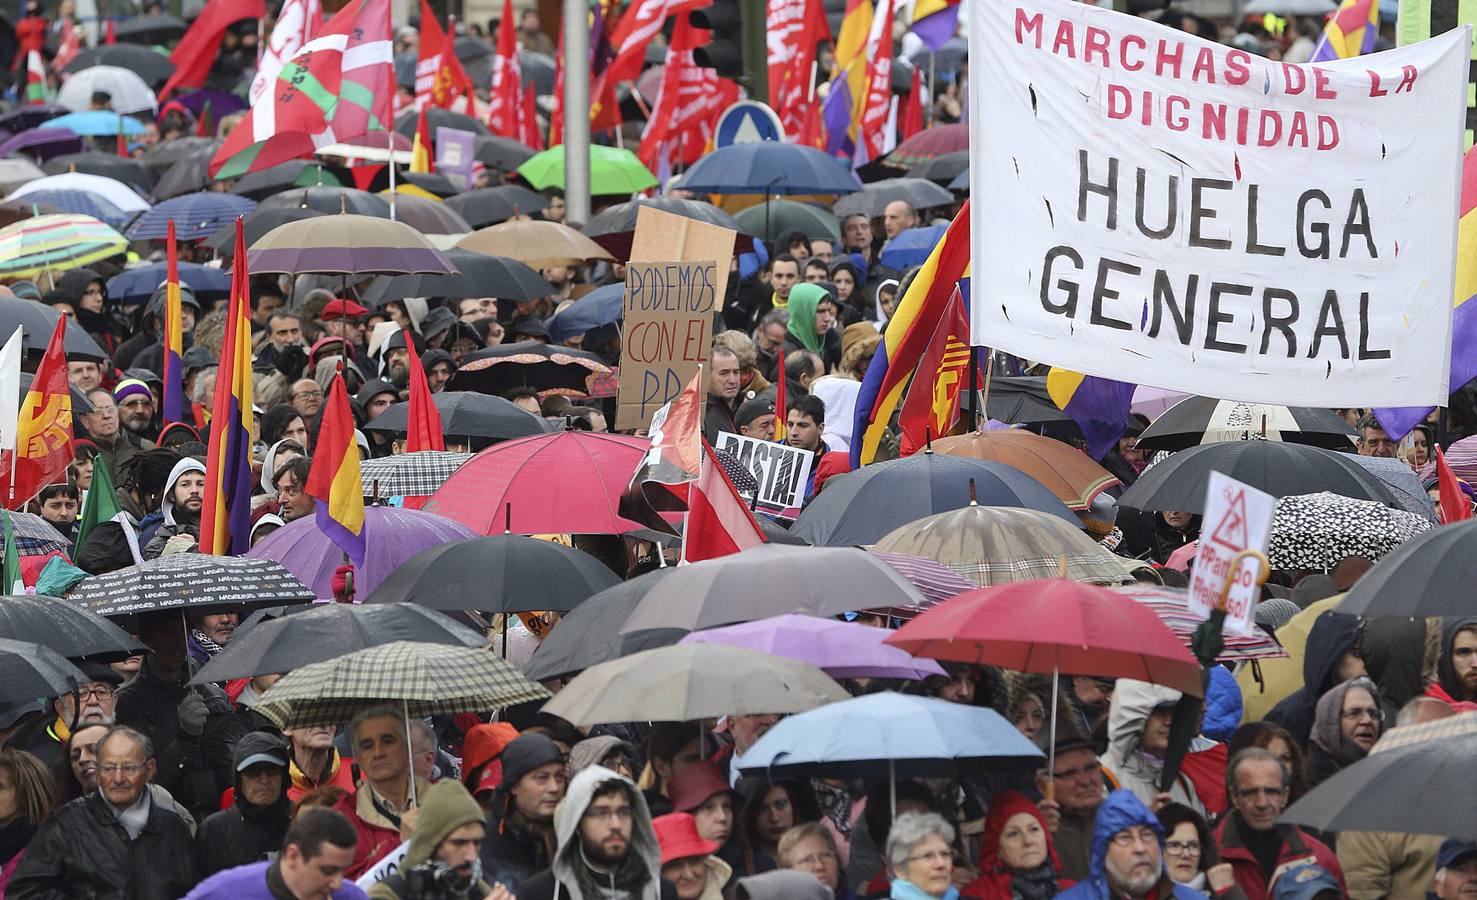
[
  {"x1": 678, "y1": 613, "x2": 946, "y2": 680},
  {"x1": 0, "y1": 104, "x2": 68, "y2": 133},
  {"x1": 246, "y1": 506, "x2": 475, "y2": 601},
  {"x1": 870, "y1": 551, "x2": 977, "y2": 614},
  {"x1": 172, "y1": 89, "x2": 248, "y2": 122},
  {"x1": 0, "y1": 129, "x2": 85, "y2": 161}
]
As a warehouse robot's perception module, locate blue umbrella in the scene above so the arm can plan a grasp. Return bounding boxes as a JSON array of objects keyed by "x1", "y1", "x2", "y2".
[
  {"x1": 126, "y1": 191, "x2": 257, "y2": 241},
  {"x1": 679, "y1": 142, "x2": 863, "y2": 196},
  {"x1": 48, "y1": 111, "x2": 149, "y2": 137},
  {"x1": 880, "y1": 224, "x2": 947, "y2": 270},
  {"x1": 7, "y1": 189, "x2": 130, "y2": 228},
  {"x1": 107, "y1": 261, "x2": 233, "y2": 306},
  {"x1": 737, "y1": 692, "x2": 1044, "y2": 782},
  {"x1": 948, "y1": 169, "x2": 968, "y2": 192},
  {"x1": 546, "y1": 282, "x2": 623, "y2": 342}
]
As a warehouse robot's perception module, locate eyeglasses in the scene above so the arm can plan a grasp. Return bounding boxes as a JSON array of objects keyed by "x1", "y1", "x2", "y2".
[
  {"x1": 1164, "y1": 841, "x2": 1200, "y2": 856},
  {"x1": 582, "y1": 806, "x2": 632, "y2": 822},
  {"x1": 97, "y1": 763, "x2": 146, "y2": 777},
  {"x1": 904, "y1": 850, "x2": 952, "y2": 865},
  {"x1": 1049, "y1": 760, "x2": 1102, "y2": 780},
  {"x1": 1109, "y1": 827, "x2": 1158, "y2": 848},
  {"x1": 78, "y1": 685, "x2": 114, "y2": 699},
  {"x1": 293, "y1": 390, "x2": 323, "y2": 400},
  {"x1": 1341, "y1": 707, "x2": 1384, "y2": 722}
]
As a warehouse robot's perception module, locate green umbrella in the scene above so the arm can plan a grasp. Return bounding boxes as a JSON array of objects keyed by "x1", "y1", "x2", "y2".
[
  {"x1": 735, "y1": 199, "x2": 841, "y2": 242},
  {"x1": 516, "y1": 145, "x2": 658, "y2": 195}
]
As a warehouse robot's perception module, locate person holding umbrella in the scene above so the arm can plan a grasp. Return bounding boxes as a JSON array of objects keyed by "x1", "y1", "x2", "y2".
[
  {"x1": 1101, "y1": 680, "x2": 1206, "y2": 816},
  {"x1": 1035, "y1": 732, "x2": 1108, "y2": 883},
  {"x1": 6, "y1": 661, "x2": 121, "y2": 770},
  {"x1": 331, "y1": 705, "x2": 433, "y2": 879}
]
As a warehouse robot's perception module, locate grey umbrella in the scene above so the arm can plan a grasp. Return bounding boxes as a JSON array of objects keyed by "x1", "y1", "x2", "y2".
[
  {"x1": 618, "y1": 544, "x2": 926, "y2": 634},
  {"x1": 541, "y1": 643, "x2": 851, "y2": 726},
  {"x1": 833, "y1": 178, "x2": 956, "y2": 218},
  {"x1": 1335, "y1": 518, "x2": 1477, "y2": 618},
  {"x1": 1344, "y1": 454, "x2": 1437, "y2": 521},
  {"x1": 0, "y1": 595, "x2": 145, "y2": 661},
  {"x1": 0, "y1": 638, "x2": 89, "y2": 704},
  {"x1": 523, "y1": 569, "x2": 686, "y2": 681}
]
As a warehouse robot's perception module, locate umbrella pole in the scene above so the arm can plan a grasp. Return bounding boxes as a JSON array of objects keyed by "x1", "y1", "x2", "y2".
[
  {"x1": 977, "y1": 350, "x2": 994, "y2": 431},
  {"x1": 388, "y1": 138, "x2": 398, "y2": 222},
  {"x1": 1047, "y1": 660, "x2": 1058, "y2": 804},
  {"x1": 889, "y1": 757, "x2": 896, "y2": 823},
  {"x1": 402, "y1": 697, "x2": 417, "y2": 807}
]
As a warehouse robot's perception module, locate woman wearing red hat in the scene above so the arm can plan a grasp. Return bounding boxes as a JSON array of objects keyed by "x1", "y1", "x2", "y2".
[{"x1": 654, "y1": 813, "x2": 733, "y2": 900}]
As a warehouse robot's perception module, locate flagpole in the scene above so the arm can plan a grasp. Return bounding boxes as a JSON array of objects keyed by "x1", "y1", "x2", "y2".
[{"x1": 563, "y1": 0, "x2": 592, "y2": 227}]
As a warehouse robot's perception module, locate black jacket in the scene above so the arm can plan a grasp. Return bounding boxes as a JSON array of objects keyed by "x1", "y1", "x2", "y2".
[
  {"x1": 195, "y1": 731, "x2": 292, "y2": 878},
  {"x1": 515, "y1": 870, "x2": 678, "y2": 900},
  {"x1": 480, "y1": 795, "x2": 553, "y2": 891},
  {"x1": 203, "y1": 702, "x2": 281, "y2": 798},
  {"x1": 7, "y1": 789, "x2": 197, "y2": 900},
  {"x1": 115, "y1": 663, "x2": 233, "y2": 822},
  {"x1": 1266, "y1": 610, "x2": 1363, "y2": 748}
]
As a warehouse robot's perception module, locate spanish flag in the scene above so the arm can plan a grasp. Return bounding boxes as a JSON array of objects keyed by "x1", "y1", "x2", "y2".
[
  {"x1": 307, "y1": 373, "x2": 365, "y2": 564},
  {"x1": 200, "y1": 218, "x2": 255, "y2": 555},
  {"x1": 851, "y1": 200, "x2": 972, "y2": 467},
  {"x1": 410, "y1": 104, "x2": 434, "y2": 174},
  {"x1": 161, "y1": 219, "x2": 185, "y2": 424}
]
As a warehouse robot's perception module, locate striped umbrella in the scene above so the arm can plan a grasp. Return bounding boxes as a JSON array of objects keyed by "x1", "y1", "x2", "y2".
[
  {"x1": 7, "y1": 189, "x2": 130, "y2": 228},
  {"x1": 1106, "y1": 585, "x2": 1287, "y2": 662},
  {"x1": 126, "y1": 191, "x2": 257, "y2": 241},
  {"x1": 0, "y1": 214, "x2": 128, "y2": 279}
]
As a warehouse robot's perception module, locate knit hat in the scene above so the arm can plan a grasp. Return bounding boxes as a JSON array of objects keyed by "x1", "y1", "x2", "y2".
[
  {"x1": 497, "y1": 733, "x2": 564, "y2": 789},
  {"x1": 735, "y1": 397, "x2": 776, "y2": 429},
  {"x1": 1254, "y1": 597, "x2": 1301, "y2": 633},
  {"x1": 112, "y1": 378, "x2": 153, "y2": 406}
]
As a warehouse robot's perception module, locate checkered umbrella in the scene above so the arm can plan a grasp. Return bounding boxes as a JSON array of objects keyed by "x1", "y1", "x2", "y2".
[
  {"x1": 70, "y1": 555, "x2": 315, "y2": 617},
  {"x1": 253, "y1": 640, "x2": 551, "y2": 730},
  {"x1": 9, "y1": 512, "x2": 70, "y2": 556},
  {"x1": 360, "y1": 451, "x2": 474, "y2": 499}
]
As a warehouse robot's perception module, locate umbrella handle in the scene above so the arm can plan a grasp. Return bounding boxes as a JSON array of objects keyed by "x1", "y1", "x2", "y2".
[{"x1": 403, "y1": 698, "x2": 417, "y2": 808}]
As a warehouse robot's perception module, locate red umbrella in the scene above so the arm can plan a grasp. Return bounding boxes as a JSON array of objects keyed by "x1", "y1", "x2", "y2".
[
  {"x1": 884, "y1": 579, "x2": 1203, "y2": 775},
  {"x1": 883, "y1": 124, "x2": 970, "y2": 170},
  {"x1": 421, "y1": 431, "x2": 654, "y2": 535}
]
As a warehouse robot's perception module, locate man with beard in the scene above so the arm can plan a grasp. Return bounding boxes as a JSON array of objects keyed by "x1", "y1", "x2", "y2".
[
  {"x1": 5, "y1": 661, "x2": 121, "y2": 769},
  {"x1": 516, "y1": 765, "x2": 673, "y2": 900},
  {"x1": 368, "y1": 780, "x2": 493, "y2": 900},
  {"x1": 1056, "y1": 790, "x2": 1201, "y2": 899},
  {"x1": 114, "y1": 379, "x2": 158, "y2": 442},
  {"x1": 142, "y1": 457, "x2": 205, "y2": 559},
  {"x1": 197, "y1": 732, "x2": 293, "y2": 877}
]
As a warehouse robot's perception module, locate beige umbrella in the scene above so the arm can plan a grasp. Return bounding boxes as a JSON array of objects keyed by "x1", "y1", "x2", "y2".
[
  {"x1": 541, "y1": 643, "x2": 850, "y2": 727},
  {"x1": 246, "y1": 213, "x2": 456, "y2": 276},
  {"x1": 871, "y1": 504, "x2": 1135, "y2": 587},
  {"x1": 455, "y1": 219, "x2": 615, "y2": 268}
]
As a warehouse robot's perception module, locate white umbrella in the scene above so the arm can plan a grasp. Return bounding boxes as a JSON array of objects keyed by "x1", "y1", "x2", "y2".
[
  {"x1": 56, "y1": 66, "x2": 159, "y2": 116},
  {"x1": 1243, "y1": 0, "x2": 1336, "y2": 12},
  {"x1": 7, "y1": 173, "x2": 151, "y2": 213}
]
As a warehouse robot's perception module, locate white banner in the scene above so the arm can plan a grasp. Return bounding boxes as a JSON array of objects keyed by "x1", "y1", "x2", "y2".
[
  {"x1": 968, "y1": 0, "x2": 1469, "y2": 407},
  {"x1": 713, "y1": 431, "x2": 814, "y2": 515}
]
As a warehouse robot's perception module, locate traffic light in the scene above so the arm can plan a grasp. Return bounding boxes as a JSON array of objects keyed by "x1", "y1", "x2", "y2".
[{"x1": 692, "y1": 0, "x2": 745, "y2": 80}]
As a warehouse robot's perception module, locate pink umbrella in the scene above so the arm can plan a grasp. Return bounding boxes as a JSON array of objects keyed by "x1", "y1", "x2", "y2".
[
  {"x1": 679, "y1": 613, "x2": 946, "y2": 679},
  {"x1": 1132, "y1": 385, "x2": 1190, "y2": 419}
]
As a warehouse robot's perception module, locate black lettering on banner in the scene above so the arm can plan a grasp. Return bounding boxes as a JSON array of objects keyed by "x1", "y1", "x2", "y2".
[
  {"x1": 1260, "y1": 289, "x2": 1300, "y2": 357},
  {"x1": 1091, "y1": 258, "x2": 1139, "y2": 330},
  {"x1": 1245, "y1": 185, "x2": 1287, "y2": 256},
  {"x1": 1040, "y1": 246, "x2": 1083, "y2": 316},
  {"x1": 1309, "y1": 290, "x2": 1351, "y2": 359},
  {"x1": 1297, "y1": 190, "x2": 1332, "y2": 259},
  {"x1": 1189, "y1": 178, "x2": 1233, "y2": 250},
  {"x1": 1148, "y1": 271, "x2": 1198, "y2": 345},
  {"x1": 1358, "y1": 292, "x2": 1391, "y2": 360},
  {"x1": 1078, "y1": 150, "x2": 1118, "y2": 229},
  {"x1": 1134, "y1": 168, "x2": 1177, "y2": 239},
  {"x1": 1205, "y1": 282, "x2": 1251, "y2": 353}
]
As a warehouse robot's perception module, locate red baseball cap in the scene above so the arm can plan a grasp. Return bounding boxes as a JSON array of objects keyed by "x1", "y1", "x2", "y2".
[
  {"x1": 320, "y1": 298, "x2": 369, "y2": 321},
  {"x1": 653, "y1": 813, "x2": 721, "y2": 866}
]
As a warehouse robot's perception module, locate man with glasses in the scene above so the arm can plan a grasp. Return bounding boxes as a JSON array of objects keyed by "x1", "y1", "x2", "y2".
[
  {"x1": 1057, "y1": 789, "x2": 1200, "y2": 899},
  {"x1": 9, "y1": 725, "x2": 197, "y2": 899},
  {"x1": 291, "y1": 378, "x2": 325, "y2": 419},
  {"x1": 515, "y1": 764, "x2": 667, "y2": 900},
  {"x1": 5, "y1": 661, "x2": 121, "y2": 769},
  {"x1": 82, "y1": 387, "x2": 151, "y2": 482},
  {"x1": 1213, "y1": 748, "x2": 1345, "y2": 898},
  {"x1": 1036, "y1": 733, "x2": 1107, "y2": 882}
]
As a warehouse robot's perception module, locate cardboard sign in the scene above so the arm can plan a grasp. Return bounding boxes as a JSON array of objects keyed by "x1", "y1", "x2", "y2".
[
  {"x1": 628, "y1": 206, "x2": 736, "y2": 312},
  {"x1": 615, "y1": 261, "x2": 720, "y2": 431},
  {"x1": 355, "y1": 840, "x2": 408, "y2": 889},
  {"x1": 968, "y1": 0, "x2": 1469, "y2": 407},
  {"x1": 1187, "y1": 472, "x2": 1275, "y2": 636},
  {"x1": 714, "y1": 431, "x2": 814, "y2": 515}
]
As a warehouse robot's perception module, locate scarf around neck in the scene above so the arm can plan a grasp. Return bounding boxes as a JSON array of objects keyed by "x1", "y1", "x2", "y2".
[{"x1": 190, "y1": 629, "x2": 224, "y2": 658}]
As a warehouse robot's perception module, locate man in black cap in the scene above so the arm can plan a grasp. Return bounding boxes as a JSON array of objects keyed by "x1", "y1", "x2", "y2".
[
  {"x1": 735, "y1": 398, "x2": 777, "y2": 442},
  {"x1": 89, "y1": 90, "x2": 112, "y2": 110},
  {"x1": 4, "y1": 661, "x2": 122, "y2": 769},
  {"x1": 1035, "y1": 730, "x2": 1108, "y2": 882},
  {"x1": 196, "y1": 732, "x2": 293, "y2": 877},
  {"x1": 508, "y1": 317, "x2": 551, "y2": 344},
  {"x1": 480, "y1": 733, "x2": 569, "y2": 889}
]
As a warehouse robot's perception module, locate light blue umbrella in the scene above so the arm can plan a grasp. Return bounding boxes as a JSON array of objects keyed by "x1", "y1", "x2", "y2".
[
  {"x1": 48, "y1": 111, "x2": 149, "y2": 138},
  {"x1": 546, "y1": 282, "x2": 623, "y2": 343},
  {"x1": 879, "y1": 224, "x2": 947, "y2": 270},
  {"x1": 737, "y1": 692, "x2": 1043, "y2": 783}
]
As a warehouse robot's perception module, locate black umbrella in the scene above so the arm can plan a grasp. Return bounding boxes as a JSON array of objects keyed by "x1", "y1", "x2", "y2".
[
  {"x1": 0, "y1": 595, "x2": 145, "y2": 661},
  {"x1": 832, "y1": 178, "x2": 956, "y2": 218},
  {"x1": 394, "y1": 107, "x2": 491, "y2": 139},
  {"x1": 585, "y1": 197, "x2": 756, "y2": 261},
  {"x1": 366, "y1": 168, "x2": 461, "y2": 198},
  {"x1": 523, "y1": 569, "x2": 685, "y2": 681},
  {"x1": 1136, "y1": 397, "x2": 1357, "y2": 452},
  {"x1": 984, "y1": 376, "x2": 1074, "y2": 426},
  {"x1": 474, "y1": 135, "x2": 537, "y2": 173},
  {"x1": 70, "y1": 555, "x2": 316, "y2": 617},
  {"x1": 791, "y1": 453, "x2": 1080, "y2": 546},
  {"x1": 1280, "y1": 720, "x2": 1477, "y2": 839},
  {"x1": 444, "y1": 185, "x2": 548, "y2": 228},
  {"x1": 1334, "y1": 518, "x2": 1477, "y2": 617},
  {"x1": 519, "y1": 50, "x2": 556, "y2": 94},
  {"x1": 362, "y1": 391, "x2": 549, "y2": 440},
  {"x1": 65, "y1": 45, "x2": 173, "y2": 88},
  {"x1": 448, "y1": 342, "x2": 612, "y2": 396},
  {"x1": 256, "y1": 186, "x2": 392, "y2": 218},
  {"x1": 112, "y1": 13, "x2": 188, "y2": 44},
  {"x1": 228, "y1": 160, "x2": 351, "y2": 201},
  {"x1": 0, "y1": 639, "x2": 88, "y2": 705},
  {"x1": 151, "y1": 154, "x2": 212, "y2": 200},
  {"x1": 0, "y1": 104, "x2": 67, "y2": 133},
  {"x1": 206, "y1": 207, "x2": 325, "y2": 260},
  {"x1": 1117, "y1": 441, "x2": 1400, "y2": 514},
  {"x1": 0, "y1": 295, "x2": 106, "y2": 359},
  {"x1": 42, "y1": 153, "x2": 156, "y2": 194},
  {"x1": 908, "y1": 150, "x2": 969, "y2": 186},
  {"x1": 189, "y1": 601, "x2": 487, "y2": 684},
  {"x1": 363, "y1": 534, "x2": 621, "y2": 613},
  {"x1": 357, "y1": 249, "x2": 555, "y2": 304},
  {"x1": 141, "y1": 136, "x2": 221, "y2": 172}
]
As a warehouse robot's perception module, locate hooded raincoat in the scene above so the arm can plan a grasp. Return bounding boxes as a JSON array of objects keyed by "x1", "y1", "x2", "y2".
[
  {"x1": 195, "y1": 731, "x2": 292, "y2": 877},
  {"x1": 1305, "y1": 676, "x2": 1381, "y2": 790},
  {"x1": 962, "y1": 790, "x2": 1070, "y2": 900},
  {"x1": 1264, "y1": 611, "x2": 1362, "y2": 748},
  {"x1": 1101, "y1": 680, "x2": 1206, "y2": 816},
  {"x1": 367, "y1": 779, "x2": 493, "y2": 900},
  {"x1": 1053, "y1": 790, "x2": 1203, "y2": 899},
  {"x1": 141, "y1": 456, "x2": 206, "y2": 559}
]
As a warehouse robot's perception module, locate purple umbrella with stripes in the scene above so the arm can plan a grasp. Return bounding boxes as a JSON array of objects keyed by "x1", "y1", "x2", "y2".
[{"x1": 869, "y1": 551, "x2": 976, "y2": 617}]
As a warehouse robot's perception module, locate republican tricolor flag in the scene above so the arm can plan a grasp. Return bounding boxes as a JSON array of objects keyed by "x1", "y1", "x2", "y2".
[
  {"x1": 1311, "y1": 0, "x2": 1379, "y2": 61},
  {"x1": 200, "y1": 219, "x2": 255, "y2": 554},
  {"x1": 307, "y1": 373, "x2": 366, "y2": 564},
  {"x1": 162, "y1": 220, "x2": 186, "y2": 424}
]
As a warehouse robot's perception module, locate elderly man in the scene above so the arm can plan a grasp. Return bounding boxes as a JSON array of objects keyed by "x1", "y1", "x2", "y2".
[
  {"x1": 368, "y1": 780, "x2": 491, "y2": 900},
  {"x1": 197, "y1": 732, "x2": 293, "y2": 877},
  {"x1": 516, "y1": 765, "x2": 670, "y2": 900},
  {"x1": 115, "y1": 379, "x2": 158, "y2": 443},
  {"x1": 333, "y1": 705, "x2": 433, "y2": 879},
  {"x1": 1036, "y1": 732, "x2": 1107, "y2": 882},
  {"x1": 882, "y1": 201, "x2": 918, "y2": 239},
  {"x1": 1214, "y1": 748, "x2": 1344, "y2": 899},
  {"x1": 291, "y1": 379, "x2": 325, "y2": 418},
  {"x1": 1432, "y1": 841, "x2": 1477, "y2": 900},
  {"x1": 6, "y1": 661, "x2": 121, "y2": 769},
  {"x1": 1055, "y1": 789, "x2": 1201, "y2": 899},
  {"x1": 703, "y1": 346, "x2": 742, "y2": 444},
  {"x1": 10, "y1": 726, "x2": 197, "y2": 899},
  {"x1": 184, "y1": 807, "x2": 369, "y2": 899},
  {"x1": 1355, "y1": 412, "x2": 1398, "y2": 457},
  {"x1": 82, "y1": 387, "x2": 153, "y2": 481},
  {"x1": 481, "y1": 733, "x2": 569, "y2": 888}
]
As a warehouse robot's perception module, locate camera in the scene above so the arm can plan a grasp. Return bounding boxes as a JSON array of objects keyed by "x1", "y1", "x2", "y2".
[{"x1": 402, "y1": 860, "x2": 464, "y2": 900}]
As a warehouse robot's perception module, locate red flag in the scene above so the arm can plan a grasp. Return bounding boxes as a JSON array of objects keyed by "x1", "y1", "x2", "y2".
[
  {"x1": 2, "y1": 318, "x2": 73, "y2": 508},
  {"x1": 104, "y1": 19, "x2": 116, "y2": 44},
  {"x1": 607, "y1": 0, "x2": 703, "y2": 85},
  {"x1": 159, "y1": 0, "x2": 268, "y2": 100},
  {"x1": 416, "y1": 0, "x2": 475, "y2": 110},
  {"x1": 897, "y1": 286, "x2": 970, "y2": 456},
  {"x1": 403, "y1": 328, "x2": 445, "y2": 452},
  {"x1": 636, "y1": 14, "x2": 738, "y2": 171},
  {"x1": 1437, "y1": 445, "x2": 1473, "y2": 523},
  {"x1": 519, "y1": 83, "x2": 545, "y2": 150},
  {"x1": 768, "y1": 0, "x2": 829, "y2": 112},
  {"x1": 549, "y1": 27, "x2": 565, "y2": 147},
  {"x1": 773, "y1": 346, "x2": 788, "y2": 442},
  {"x1": 857, "y1": 0, "x2": 896, "y2": 164},
  {"x1": 51, "y1": 24, "x2": 80, "y2": 73},
  {"x1": 619, "y1": 369, "x2": 703, "y2": 533},
  {"x1": 682, "y1": 438, "x2": 768, "y2": 563},
  {"x1": 487, "y1": 0, "x2": 522, "y2": 137},
  {"x1": 794, "y1": 82, "x2": 825, "y2": 149},
  {"x1": 901, "y1": 65, "x2": 924, "y2": 140}
]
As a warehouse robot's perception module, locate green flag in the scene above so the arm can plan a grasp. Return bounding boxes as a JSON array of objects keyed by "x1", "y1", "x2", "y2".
[
  {"x1": 2, "y1": 507, "x2": 20, "y2": 594},
  {"x1": 74, "y1": 458, "x2": 123, "y2": 556}
]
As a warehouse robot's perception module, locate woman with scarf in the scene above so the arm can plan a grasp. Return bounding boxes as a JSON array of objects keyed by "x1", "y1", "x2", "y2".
[
  {"x1": 0, "y1": 749, "x2": 56, "y2": 896},
  {"x1": 783, "y1": 283, "x2": 841, "y2": 373},
  {"x1": 962, "y1": 791, "x2": 1069, "y2": 900},
  {"x1": 1306, "y1": 676, "x2": 1383, "y2": 791},
  {"x1": 885, "y1": 812, "x2": 959, "y2": 900}
]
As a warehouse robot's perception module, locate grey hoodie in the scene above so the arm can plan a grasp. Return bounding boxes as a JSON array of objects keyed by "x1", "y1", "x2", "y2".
[
  {"x1": 160, "y1": 457, "x2": 207, "y2": 527},
  {"x1": 1102, "y1": 679, "x2": 1206, "y2": 816},
  {"x1": 548, "y1": 766, "x2": 662, "y2": 900}
]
